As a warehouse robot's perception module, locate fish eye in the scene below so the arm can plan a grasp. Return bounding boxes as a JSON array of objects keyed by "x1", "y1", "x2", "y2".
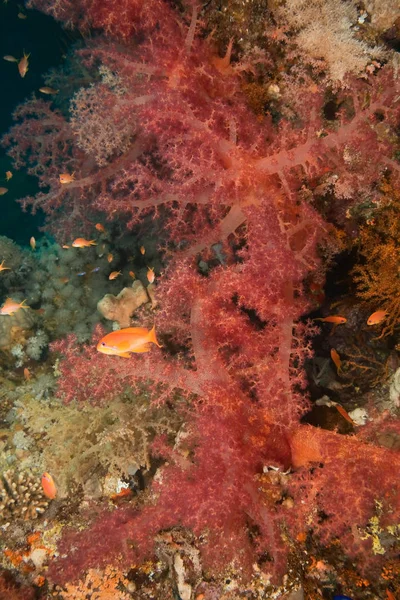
[{"x1": 101, "y1": 342, "x2": 106, "y2": 346}]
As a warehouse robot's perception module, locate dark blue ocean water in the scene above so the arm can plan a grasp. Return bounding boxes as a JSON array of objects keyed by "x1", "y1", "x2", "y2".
[{"x1": 0, "y1": 0, "x2": 71, "y2": 244}]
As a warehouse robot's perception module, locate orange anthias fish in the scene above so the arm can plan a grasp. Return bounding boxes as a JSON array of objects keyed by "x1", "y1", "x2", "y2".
[
  {"x1": 72, "y1": 238, "x2": 96, "y2": 248},
  {"x1": 95, "y1": 223, "x2": 106, "y2": 233},
  {"x1": 3, "y1": 55, "x2": 18, "y2": 63},
  {"x1": 107, "y1": 253, "x2": 113, "y2": 263},
  {"x1": 30, "y1": 236, "x2": 36, "y2": 250},
  {"x1": 0, "y1": 260, "x2": 10, "y2": 272},
  {"x1": 18, "y1": 52, "x2": 30, "y2": 78},
  {"x1": 23, "y1": 367, "x2": 31, "y2": 380},
  {"x1": 97, "y1": 325, "x2": 162, "y2": 358},
  {"x1": 0, "y1": 187, "x2": 8, "y2": 195},
  {"x1": 330, "y1": 348, "x2": 342, "y2": 373},
  {"x1": 367, "y1": 310, "x2": 388, "y2": 326},
  {"x1": 334, "y1": 404, "x2": 355, "y2": 426},
  {"x1": 313, "y1": 315, "x2": 347, "y2": 324},
  {"x1": 39, "y1": 86, "x2": 59, "y2": 95},
  {"x1": 0, "y1": 298, "x2": 28, "y2": 315},
  {"x1": 5, "y1": 171, "x2": 12, "y2": 181},
  {"x1": 59, "y1": 172, "x2": 75, "y2": 184},
  {"x1": 129, "y1": 271, "x2": 135, "y2": 279},
  {"x1": 140, "y1": 245, "x2": 145, "y2": 255},
  {"x1": 147, "y1": 266, "x2": 155, "y2": 284},
  {"x1": 41, "y1": 472, "x2": 57, "y2": 500},
  {"x1": 109, "y1": 270, "x2": 121, "y2": 280}
]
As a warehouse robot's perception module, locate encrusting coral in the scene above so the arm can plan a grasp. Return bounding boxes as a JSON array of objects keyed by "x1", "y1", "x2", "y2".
[
  {"x1": 0, "y1": 469, "x2": 49, "y2": 526},
  {"x1": 97, "y1": 280, "x2": 151, "y2": 328}
]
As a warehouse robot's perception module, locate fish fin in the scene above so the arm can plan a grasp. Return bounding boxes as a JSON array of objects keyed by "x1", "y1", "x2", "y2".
[
  {"x1": 132, "y1": 344, "x2": 151, "y2": 353},
  {"x1": 149, "y1": 324, "x2": 162, "y2": 348},
  {"x1": 117, "y1": 352, "x2": 132, "y2": 358},
  {"x1": 120, "y1": 327, "x2": 149, "y2": 335},
  {"x1": 89, "y1": 240, "x2": 97, "y2": 246}
]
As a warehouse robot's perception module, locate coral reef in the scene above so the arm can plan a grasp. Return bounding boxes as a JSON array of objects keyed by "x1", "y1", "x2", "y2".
[{"x1": 0, "y1": 0, "x2": 399, "y2": 597}]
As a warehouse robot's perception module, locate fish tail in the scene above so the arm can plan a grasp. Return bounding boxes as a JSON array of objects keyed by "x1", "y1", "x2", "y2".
[
  {"x1": 149, "y1": 325, "x2": 162, "y2": 348},
  {"x1": 89, "y1": 240, "x2": 97, "y2": 246},
  {"x1": 21, "y1": 299, "x2": 29, "y2": 309}
]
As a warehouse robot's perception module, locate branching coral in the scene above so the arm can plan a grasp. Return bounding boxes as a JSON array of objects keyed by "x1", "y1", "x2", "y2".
[{"x1": 2, "y1": 0, "x2": 400, "y2": 591}]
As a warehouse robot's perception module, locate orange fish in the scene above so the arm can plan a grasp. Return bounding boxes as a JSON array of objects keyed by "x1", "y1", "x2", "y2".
[
  {"x1": 109, "y1": 270, "x2": 121, "y2": 280},
  {"x1": 334, "y1": 404, "x2": 355, "y2": 425},
  {"x1": 386, "y1": 590, "x2": 396, "y2": 600},
  {"x1": 313, "y1": 315, "x2": 347, "y2": 324},
  {"x1": 59, "y1": 277, "x2": 69, "y2": 284},
  {"x1": 62, "y1": 244, "x2": 70, "y2": 249},
  {"x1": 95, "y1": 223, "x2": 106, "y2": 233},
  {"x1": 367, "y1": 310, "x2": 387, "y2": 326},
  {"x1": 3, "y1": 55, "x2": 18, "y2": 63},
  {"x1": 5, "y1": 171, "x2": 12, "y2": 181},
  {"x1": 30, "y1": 236, "x2": 36, "y2": 250},
  {"x1": 72, "y1": 238, "x2": 96, "y2": 248},
  {"x1": 0, "y1": 187, "x2": 8, "y2": 195},
  {"x1": 330, "y1": 348, "x2": 342, "y2": 373},
  {"x1": 59, "y1": 172, "x2": 75, "y2": 184},
  {"x1": 110, "y1": 488, "x2": 134, "y2": 502},
  {"x1": 147, "y1": 266, "x2": 155, "y2": 284},
  {"x1": 0, "y1": 298, "x2": 28, "y2": 316},
  {"x1": 0, "y1": 260, "x2": 10, "y2": 272},
  {"x1": 39, "y1": 86, "x2": 59, "y2": 95},
  {"x1": 129, "y1": 271, "x2": 135, "y2": 279},
  {"x1": 97, "y1": 325, "x2": 162, "y2": 357},
  {"x1": 107, "y1": 253, "x2": 113, "y2": 263},
  {"x1": 41, "y1": 472, "x2": 57, "y2": 500},
  {"x1": 140, "y1": 245, "x2": 145, "y2": 255},
  {"x1": 17, "y1": 12, "x2": 27, "y2": 19},
  {"x1": 18, "y1": 52, "x2": 30, "y2": 78},
  {"x1": 23, "y1": 367, "x2": 31, "y2": 380}
]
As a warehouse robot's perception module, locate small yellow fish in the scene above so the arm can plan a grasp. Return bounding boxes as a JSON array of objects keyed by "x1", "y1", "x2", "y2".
[
  {"x1": 72, "y1": 238, "x2": 96, "y2": 248},
  {"x1": 30, "y1": 236, "x2": 36, "y2": 250},
  {"x1": 0, "y1": 187, "x2": 8, "y2": 195},
  {"x1": 17, "y1": 11, "x2": 27, "y2": 19},
  {"x1": 140, "y1": 245, "x2": 145, "y2": 255},
  {"x1": 5, "y1": 171, "x2": 12, "y2": 181},
  {"x1": 95, "y1": 223, "x2": 106, "y2": 233},
  {"x1": 367, "y1": 310, "x2": 387, "y2": 326},
  {"x1": 147, "y1": 266, "x2": 155, "y2": 284},
  {"x1": 109, "y1": 270, "x2": 121, "y2": 280},
  {"x1": 107, "y1": 253, "x2": 113, "y2": 263},
  {"x1": 59, "y1": 172, "x2": 75, "y2": 184},
  {"x1": 0, "y1": 298, "x2": 28, "y2": 315},
  {"x1": 3, "y1": 55, "x2": 18, "y2": 63},
  {"x1": 97, "y1": 325, "x2": 162, "y2": 357},
  {"x1": 0, "y1": 260, "x2": 10, "y2": 272},
  {"x1": 18, "y1": 52, "x2": 30, "y2": 78},
  {"x1": 62, "y1": 244, "x2": 70, "y2": 249},
  {"x1": 39, "y1": 86, "x2": 59, "y2": 95}
]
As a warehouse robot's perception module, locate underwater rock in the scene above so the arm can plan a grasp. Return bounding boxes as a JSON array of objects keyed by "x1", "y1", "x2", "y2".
[{"x1": 97, "y1": 280, "x2": 150, "y2": 327}]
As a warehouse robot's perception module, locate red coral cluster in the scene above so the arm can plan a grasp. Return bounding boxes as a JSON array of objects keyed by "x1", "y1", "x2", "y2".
[{"x1": 4, "y1": 0, "x2": 400, "y2": 589}]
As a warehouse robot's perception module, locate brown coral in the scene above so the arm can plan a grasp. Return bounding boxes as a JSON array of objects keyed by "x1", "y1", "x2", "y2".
[
  {"x1": 97, "y1": 280, "x2": 150, "y2": 327},
  {"x1": 0, "y1": 469, "x2": 49, "y2": 526}
]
